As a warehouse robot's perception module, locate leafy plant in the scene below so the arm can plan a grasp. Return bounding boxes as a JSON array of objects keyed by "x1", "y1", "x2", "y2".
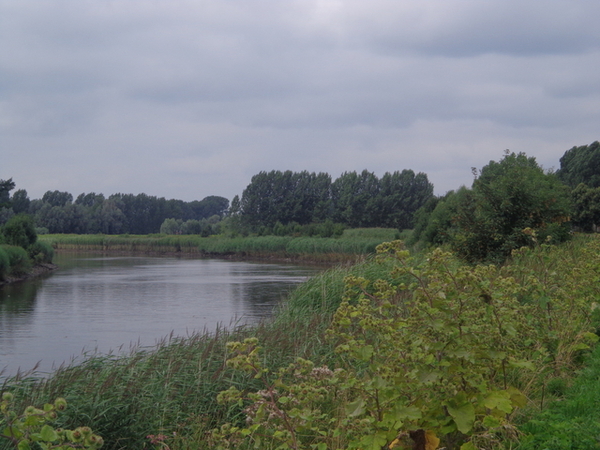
[
  {"x1": 212, "y1": 242, "x2": 551, "y2": 449},
  {"x1": 0, "y1": 392, "x2": 103, "y2": 449}
]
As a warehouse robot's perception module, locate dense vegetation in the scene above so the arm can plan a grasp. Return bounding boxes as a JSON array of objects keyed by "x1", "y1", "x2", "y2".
[
  {"x1": 2, "y1": 236, "x2": 600, "y2": 450},
  {"x1": 409, "y1": 151, "x2": 572, "y2": 263},
  {"x1": 235, "y1": 169, "x2": 433, "y2": 232},
  {"x1": 4, "y1": 141, "x2": 600, "y2": 264},
  {"x1": 40, "y1": 228, "x2": 402, "y2": 262},
  {"x1": 0, "y1": 213, "x2": 54, "y2": 281},
  {"x1": 0, "y1": 168, "x2": 433, "y2": 238}
]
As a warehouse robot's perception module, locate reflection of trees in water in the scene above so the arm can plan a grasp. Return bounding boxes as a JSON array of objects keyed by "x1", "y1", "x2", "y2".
[
  {"x1": 0, "y1": 280, "x2": 41, "y2": 314},
  {"x1": 0, "y1": 280, "x2": 42, "y2": 343}
]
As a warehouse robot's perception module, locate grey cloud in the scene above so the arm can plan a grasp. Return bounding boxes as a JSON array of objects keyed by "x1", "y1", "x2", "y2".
[
  {"x1": 341, "y1": 1, "x2": 600, "y2": 57},
  {"x1": 1, "y1": 0, "x2": 599, "y2": 202}
]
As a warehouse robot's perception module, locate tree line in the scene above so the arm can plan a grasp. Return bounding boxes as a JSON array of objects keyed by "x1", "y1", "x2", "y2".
[
  {"x1": 0, "y1": 185, "x2": 229, "y2": 235},
  {"x1": 0, "y1": 168, "x2": 434, "y2": 237},
  {"x1": 232, "y1": 169, "x2": 434, "y2": 233}
]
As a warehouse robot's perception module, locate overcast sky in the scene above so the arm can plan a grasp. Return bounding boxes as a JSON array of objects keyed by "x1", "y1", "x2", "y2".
[{"x1": 2, "y1": 1, "x2": 599, "y2": 202}]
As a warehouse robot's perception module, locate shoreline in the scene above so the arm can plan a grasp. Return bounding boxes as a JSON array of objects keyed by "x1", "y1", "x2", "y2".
[{"x1": 0, "y1": 263, "x2": 58, "y2": 286}]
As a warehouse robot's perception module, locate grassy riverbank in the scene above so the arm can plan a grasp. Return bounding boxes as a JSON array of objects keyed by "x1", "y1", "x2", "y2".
[
  {"x1": 2, "y1": 235, "x2": 600, "y2": 449},
  {"x1": 39, "y1": 228, "x2": 403, "y2": 263}
]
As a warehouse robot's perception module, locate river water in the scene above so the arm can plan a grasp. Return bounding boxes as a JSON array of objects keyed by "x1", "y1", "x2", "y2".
[{"x1": 0, "y1": 253, "x2": 322, "y2": 378}]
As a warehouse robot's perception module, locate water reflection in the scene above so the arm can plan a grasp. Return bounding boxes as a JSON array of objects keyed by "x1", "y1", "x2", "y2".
[{"x1": 0, "y1": 254, "x2": 321, "y2": 377}]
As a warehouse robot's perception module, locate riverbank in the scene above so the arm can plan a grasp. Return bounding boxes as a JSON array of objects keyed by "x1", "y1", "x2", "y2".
[
  {"x1": 3, "y1": 236, "x2": 598, "y2": 450},
  {"x1": 0, "y1": 262, "x2": 57, "y2": 286}
]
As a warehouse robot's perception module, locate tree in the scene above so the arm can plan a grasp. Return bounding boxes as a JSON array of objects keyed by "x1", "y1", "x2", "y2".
[
  {"x1": 240, "y1": 170, "x2": 330, "y2": 230},
  {"x1": 331, "y1": 170, "x2": 380, "y2": 227},
  {"x1": 194, "y1": 196, "x2": 230, "y2": 219},
  {"x1": 571, "y1": 183, "x2": 600, "y2": 232},
  {"x1": 0, "y1": 178, "x2": 15, "y2": 209},
  {"x1": 415, "y1": 152, "x2": 572, "y2": 263},
  {"x1": 11, "y1": 189, "x2": 30, "y2": 214},
  {"x1": 75, "y1": 192, "x2": 105, "y2": 208},
  {"x1": 557, "y1": 141, "x2": 600, "y2": 188},
  {"x1": 410, "y1": 188, "x2": 472, "y2": 248},
  {"x1": 96, "y1": 199, "x2": 126, "y2": 234},
  {"x1": 42, "y1": 190, "x2": 73, "y2": 207},
  {"x1": 377, "y1": 170, "x2": 434, "y2": 229},
  {"x1": 160, "y1": 218, "x2": 182, "y2": 234}
]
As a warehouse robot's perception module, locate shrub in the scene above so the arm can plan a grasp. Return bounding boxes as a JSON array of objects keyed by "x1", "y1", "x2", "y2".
[
  {"x1": 2, "y1": 214, "x2": 37, "y2": 248},
  {"x1": 27, "y1": 240, "x2": 54, "y2": 264},
  {"x1": 1, "y1": 244, "x2": 32, "y2": 276}
]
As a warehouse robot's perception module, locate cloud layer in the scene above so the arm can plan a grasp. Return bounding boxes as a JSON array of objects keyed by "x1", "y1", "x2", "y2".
[{"x1": 2, "y1": 0, "x2": 599, "y2": 201}]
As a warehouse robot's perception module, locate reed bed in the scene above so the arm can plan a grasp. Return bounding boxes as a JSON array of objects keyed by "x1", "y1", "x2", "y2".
[{"x1": 40, "y1": 232, "x2": 395, "y2": 261}]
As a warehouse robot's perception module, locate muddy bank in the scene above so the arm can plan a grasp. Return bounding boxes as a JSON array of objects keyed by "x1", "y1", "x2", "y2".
[{"x1": 0, "y1": 263, "x2": 58, "y2": 286}]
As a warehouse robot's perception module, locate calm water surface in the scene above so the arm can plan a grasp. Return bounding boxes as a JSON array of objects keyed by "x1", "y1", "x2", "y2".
[{"x1": 0, "y1": 253, "x2": 322, "y2": 377}]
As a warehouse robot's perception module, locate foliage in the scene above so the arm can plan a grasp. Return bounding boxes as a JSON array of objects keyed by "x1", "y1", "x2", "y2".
[
  {"x1": 2, "y1": 215, "x2": 37, "y2": 249},
  {"x1": 240, "y1": 170, "x2": 333, "y2": 230},
  {"x1": 10, "y1": 191, "x2": 30, "y2": 215},
  {"x1": 239, "y1": 169, "x2": 433, "y2": 232},
  {"x1": 331, "y1": 170, "x2": 381, "y2": 227},
  {"x1": 0, "y1": 179, "x2": 15, "y2": 210},
  {"x1": 331, "y1": 170, "x2": 433, "y2": 230},
  {"x1": 159, "y1": 218, "x2": 182, "y2": 235},
  {"x1": 41, "y1": 191, "x2": 73, "y2": 208},
  {"x1": 0, "y1": 393, "x2": 103, "y2": 449},
  {"x1": 27, "y1": 241, "x2": 54, "y2": 264},
  {"x1": 557, "y1": 140, "x2": 600, "y2": 188},
  {"x1": 409, "y1": 188, "x2": 471, "y2": 249},
  {"x1": 413, "y1": 152, "x2": 572, "y2": 263},
  {"x1": 0, "y1": 245, "x2": 32, "y2": 276},
  {"x1": 570, "y1": 183, "x2": 600, "y2": 231},
  {"x1": 159, "y1": 217, "x2": 221, "y2": 237},
  {"x1": 212, "y1": 239, "x2": 600, "y2": 450},
  {"x1": 20, "y1": 189, "x2": 230, "y2": 235}
]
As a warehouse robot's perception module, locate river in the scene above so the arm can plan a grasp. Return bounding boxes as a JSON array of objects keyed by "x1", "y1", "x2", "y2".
[{"x1": 0, "y1": 253, "x2": 323, "y2": 378}]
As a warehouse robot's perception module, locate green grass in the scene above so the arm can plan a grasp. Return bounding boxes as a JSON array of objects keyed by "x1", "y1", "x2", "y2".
[{"x1": 517, "y1": 344, "x2": 600, "y2": 449}]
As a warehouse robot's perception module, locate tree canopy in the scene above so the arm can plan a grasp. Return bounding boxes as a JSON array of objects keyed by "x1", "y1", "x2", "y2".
[
  {"x1": 412, "y1": 151, "x2": 572, "y2": 263},
  {"x1": 557, "y1": 141, "x2": 600, "y2": 188},
  {"x1": 240, "y1": 169, "x2": 433, "y2": 232}
]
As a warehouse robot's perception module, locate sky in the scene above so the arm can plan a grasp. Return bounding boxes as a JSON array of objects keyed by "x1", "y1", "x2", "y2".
[{"x1": 2, "y1": 1, "x2": 600, "y2": 203}]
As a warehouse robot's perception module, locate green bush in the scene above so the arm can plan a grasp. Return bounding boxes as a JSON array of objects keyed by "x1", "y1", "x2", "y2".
[
  {"x1": 1, "y1": 244, "x2": 32, "y2": 276},
  {"x1": 28, "y1": 240, "x2": 54, "y2": 264},
  {"x1": 2, "y1": 214, "x2": 37, "y2": 248}
]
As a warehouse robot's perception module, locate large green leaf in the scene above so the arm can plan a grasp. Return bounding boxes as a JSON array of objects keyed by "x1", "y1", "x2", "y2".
[
  {"x1": 484, "y1": 390, "x2": 513, "y2": 414},
  {"x1": 38, "y1": 425, "x2": 58, "y2": 442},
  {"x1": 446, "y1": 396, "x2": 475, "y2": 434}
]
